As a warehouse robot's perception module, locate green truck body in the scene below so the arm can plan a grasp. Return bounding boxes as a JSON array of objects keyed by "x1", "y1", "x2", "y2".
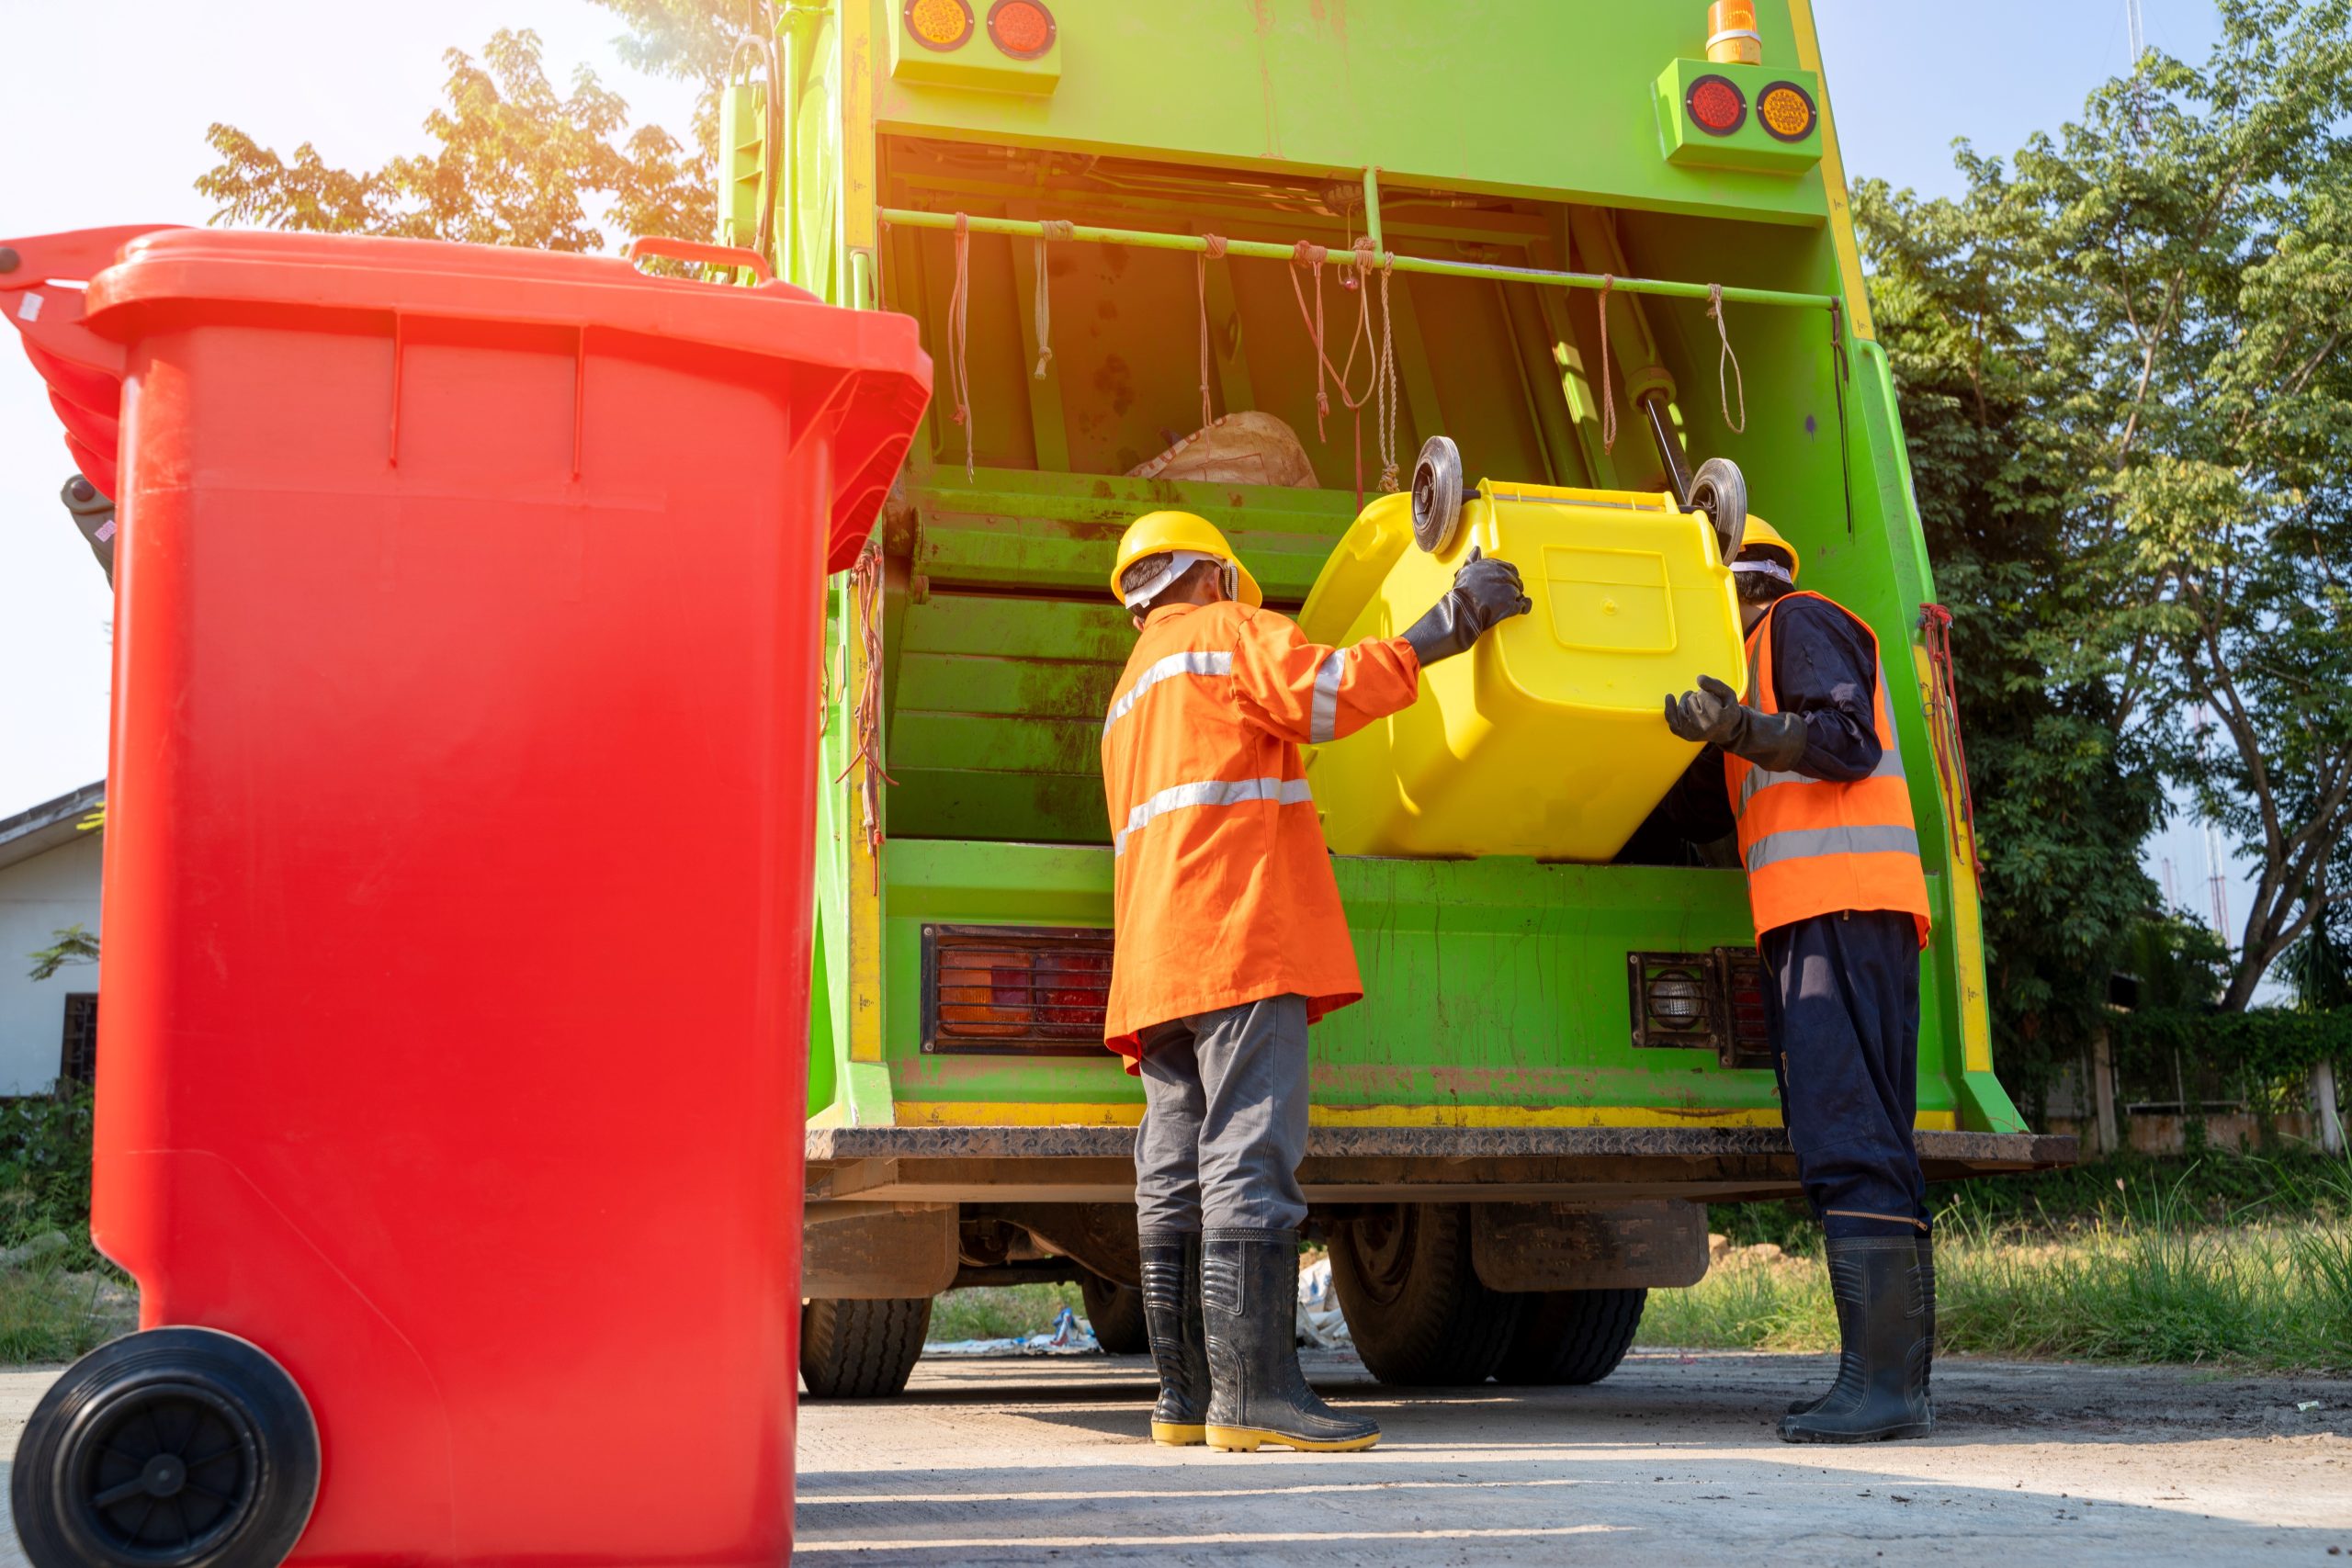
[{"x1": 741, "y1": 0, "x2": 2071, "y2": 1392}]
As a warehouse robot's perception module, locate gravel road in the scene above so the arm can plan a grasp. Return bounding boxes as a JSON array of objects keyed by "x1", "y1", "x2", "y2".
[{"x1": 0, "y1": 1350, "x2": 2343, "y2": 1564}]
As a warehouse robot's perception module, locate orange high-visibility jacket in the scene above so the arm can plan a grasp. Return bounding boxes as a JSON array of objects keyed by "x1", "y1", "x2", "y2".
[
  {"x1": 1722, "y1": 592, "x2": 1932, "y2": 946},
  {"x1": 1099, "y1": 599, "x2": 1422, "y2": 1066}
]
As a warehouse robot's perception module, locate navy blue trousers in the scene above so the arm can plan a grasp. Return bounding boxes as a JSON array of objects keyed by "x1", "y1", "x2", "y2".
[{"x1": 1762, "y1": 909, "x2": 1928, "y2": 1240}]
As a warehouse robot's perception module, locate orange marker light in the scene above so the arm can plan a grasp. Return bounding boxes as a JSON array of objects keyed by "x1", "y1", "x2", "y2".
[
  {"x1": 906, "y1": 0, "x2": 974, "y2": 51},
  {"x1": 987, "y1": 0, "x2": 1056, "y2": 59},
  {"x1": 1687, "y1": 74, "x2": 1747, "y2": 136},
  {"x1": 1707, "y1": 0, "x2": 1762, "y2": 65},
  {"x1": 1758, "y1": 81, "x2": 1816, "y2": 141}
]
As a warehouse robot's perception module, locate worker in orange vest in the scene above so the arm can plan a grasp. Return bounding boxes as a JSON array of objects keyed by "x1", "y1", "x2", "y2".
[
  {"x1": 1663, "y1": 519, "x2": 1936, "y2": 1444},
  {"x1": 1101, "y1": 509, "x2": 1528, "y2": 1454}
]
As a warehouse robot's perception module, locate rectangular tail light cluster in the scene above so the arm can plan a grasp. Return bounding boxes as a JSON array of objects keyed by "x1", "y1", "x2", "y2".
[
  {"x1": 1627, "y1": 947, "x2": 1774, "y2": 1069},
  {"x1": 921, "y1": 923, "x2": 1112, "y2": 1055}
]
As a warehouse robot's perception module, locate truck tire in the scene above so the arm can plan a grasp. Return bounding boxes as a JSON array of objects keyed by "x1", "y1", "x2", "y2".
[
  {"x1": 1329, "y1": 1203, "x2": 1525, "y2": 1386},
  {"x1": 1493, "y1": 1288, "x2": 1647, "y2": 1386},
  {"x1": 1080, "y1": 1269, "x2": 1149, "y2": 1354},
  {"x1": 800, "y1": 1297, "x2": 932, "y2": 1399}
]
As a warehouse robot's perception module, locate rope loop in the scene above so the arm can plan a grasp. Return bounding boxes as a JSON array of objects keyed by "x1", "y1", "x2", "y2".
[
  {"x1": 1031, "y1": 233, "x2": 1055, "y2": 379},
  {"x1": 948, "y1": 213, "x2": 975, "y2": 480},
  {"x1": 1203, "y1": 232, "x2": 1229, "y2": 260},
  {"x1": 1707, "y1": 282, "x2": 1747, "y2": 434},
  {"x1": 1292, "y1": 241, "x2": 1328, "y2": 267},
  {"x1": 1038, "y1": 219, "x2": 1075, "y2": 241},
  {"x1": 1597, "y1": 274, "x2": 1619, "y2": 457}
]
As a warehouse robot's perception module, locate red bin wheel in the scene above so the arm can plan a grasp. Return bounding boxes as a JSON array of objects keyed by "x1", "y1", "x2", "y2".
[{"x1": 12, "y1": 1327, "x2": 320, "y2": 1568}]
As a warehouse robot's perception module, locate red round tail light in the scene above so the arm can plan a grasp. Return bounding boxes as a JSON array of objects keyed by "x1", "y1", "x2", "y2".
[
  {"x1": 987, "y1": 0, "x2": 1056, "y2": 59},
  {"x1": 1686, "y1": 74, "x2": 1747, "y2": 136}
]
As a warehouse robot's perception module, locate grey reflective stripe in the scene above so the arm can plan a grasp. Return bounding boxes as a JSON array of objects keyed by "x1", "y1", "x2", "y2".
[
  {"x1": 1309, "y1": 649, "x2": 1348, "y2": 744},
  {"x1": 1740, "y1": 732, "x2": 1905, "y2": 809},
  {"x1": 1113, "y1": 774, "x2": 1315, "y2": 857},
  {"x1": 1735, "y1": 661, "x2": 1905, "y2": 813},
  {"x1": 1745, "y1": 824, "x2": 1920, "y2": 874},
  {"x1": 1102, "y1": 649, "x2": 1233, "y2": 735}
]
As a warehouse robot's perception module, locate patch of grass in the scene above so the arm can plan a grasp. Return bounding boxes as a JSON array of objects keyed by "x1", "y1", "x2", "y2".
[
  {"x1": 1646, "y1": 1156, "x2": 2352, "y2": 1372},
  {"x1": 0, "y1": 1258, "x2": 136, "y2": 1364},
  {"x1": 926, "y1": 1282, "x2": 1084, "y2": 1343}
]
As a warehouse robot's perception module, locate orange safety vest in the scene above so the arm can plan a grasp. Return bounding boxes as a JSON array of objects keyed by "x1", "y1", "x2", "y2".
[
  {"x1": 1099, "y1": 599, "x2": 1422, "y2": 1066},
  {"x1": 1722, "y1": 592, "x2": 1932, "y2": 946}
]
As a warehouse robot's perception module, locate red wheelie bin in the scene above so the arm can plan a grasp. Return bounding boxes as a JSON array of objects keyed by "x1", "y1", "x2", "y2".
[{"x1": 0, "y1": 227, "x2": 928, "y2": 1566}]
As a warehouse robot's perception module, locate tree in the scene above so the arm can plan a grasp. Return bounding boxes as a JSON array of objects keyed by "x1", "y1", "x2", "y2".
[
  {"x1": 2279, "y1": 903, "x2": 2350, "y2": 1154},
  {"x1": 1862, "y1": 0, "x2": 2352, "y2": 1029},
  {"x1": 1853, "y1": 178, "x2": 2164, "y2": 1113},
  {"x1": 27, "y1": 925, "x2": 98, "y2": 985},
  {"x1": 198, "y1": 28, "x2": 713, "y2": 252}
]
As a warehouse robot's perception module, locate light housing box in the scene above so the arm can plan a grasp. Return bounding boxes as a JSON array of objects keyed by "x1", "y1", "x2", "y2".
[{"x1": 1653, "y1": 58, "x2": 1823, "y2": 176}]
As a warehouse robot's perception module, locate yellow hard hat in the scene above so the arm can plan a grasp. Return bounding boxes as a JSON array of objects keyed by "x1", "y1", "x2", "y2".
[
  {"x1": 1736, "y1": 517, "x2": 1801, "y2": 581},
  {"x1": 1109, "y1": 510, "x2": 1263, "y2": 610}
]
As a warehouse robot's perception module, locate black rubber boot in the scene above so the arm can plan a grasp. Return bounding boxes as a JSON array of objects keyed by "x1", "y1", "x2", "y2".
[
  {"x1": 1917, "y1": 1232, "x2": 1936, "y2": 1414},
  {"x1": 1786, "y1": 1231, "x2": 1937, "y2": 1417},
  {"x1": 1202, "y1": 1228, "x2": 1380, "y2": 1452},
  {"x1": 1139, "y1": 1229, "x2": 1209, "y2": 1446},
  {"x1": 1779, "y1": 1235, "x2": 1933, "y2": 1443}
]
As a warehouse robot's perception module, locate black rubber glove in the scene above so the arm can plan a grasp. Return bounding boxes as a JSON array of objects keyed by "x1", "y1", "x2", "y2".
[
  {"x1": 1401, "y1": 547, "x2": 1533, "y2": 667},
  {"x1": 1664, "y1": 674, "x2": 1808, "y2": 770}
]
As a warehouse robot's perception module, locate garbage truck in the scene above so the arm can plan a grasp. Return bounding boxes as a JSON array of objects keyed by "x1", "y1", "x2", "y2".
[{"x1": 739, "y1": 0, "x2": 2073, "y2": 1395}]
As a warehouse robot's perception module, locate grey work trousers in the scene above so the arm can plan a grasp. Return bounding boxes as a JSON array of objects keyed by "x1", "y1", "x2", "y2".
[{"x1": 1133, "y1": 994, "x2": 1310, "y2": 1234}]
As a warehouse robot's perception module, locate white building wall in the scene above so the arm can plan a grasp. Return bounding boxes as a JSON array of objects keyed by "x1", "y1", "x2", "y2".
[{"x1": 0, "y1": 831, "x2": 102, "y2": 1095}]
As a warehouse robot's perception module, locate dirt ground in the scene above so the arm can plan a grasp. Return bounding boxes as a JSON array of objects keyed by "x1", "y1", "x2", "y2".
[
  {"x1": 0, "y1": 1351, "x2": 2343, "y2": 1564},
  {"x1": 793, "y1": 1350, "x2": 2352, "y2": 1566}
]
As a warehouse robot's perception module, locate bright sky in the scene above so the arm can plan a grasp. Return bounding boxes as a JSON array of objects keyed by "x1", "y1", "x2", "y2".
[{"x1": 0, "y1": 0, "x2": 2251, "y2": 948}]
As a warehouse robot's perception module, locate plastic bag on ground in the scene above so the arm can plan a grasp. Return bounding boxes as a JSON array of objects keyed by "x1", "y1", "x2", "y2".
[
  {"x1": 925, "y1": 1303, "x2": 1102, "y2": 1357},
  {"x1": 1297, "y1": 1256, "x2": 1352, "y2": 1348}
]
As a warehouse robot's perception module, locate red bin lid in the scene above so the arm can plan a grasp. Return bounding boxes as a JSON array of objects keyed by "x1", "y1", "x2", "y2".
[{"x1": 1, "y1": 227, "x2": 933, "y2": 574}]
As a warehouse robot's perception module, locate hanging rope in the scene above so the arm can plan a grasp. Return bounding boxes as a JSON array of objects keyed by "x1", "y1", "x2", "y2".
[
  {"x1": 1031, "y1": 219, "x2": 1073, "y2": 379},
  {"x1": 1032, "y1": 238, "x2": 1053, "y2": 379},
  {"x1": 1288, "y1": 242, "x2": 1332, "y2": 439},
  {"x1": 1197, "y1": 232, "x2": 1227, "y2": 433},
  {"x1": 1374, "y1": 258, "x2": 1400, "y2": 492},
  {"x1": 1597, "y1": 273, "x2": 1619, "y2": 456},
  {"x1": 1285, "y1": 238, "x2": 1394, "y2": 486},
  {"x1": 1829, "y1": 299, "x2": 1855, "y2": 538},
  {"x1": 948, "y1": 212, "x2": 975, "y2": 480},
  {"x1": 837, "y1": 538, "x2": 897, "y2": 892},
  {"x1": 1707, "y1": 282, "x2": 1747, "y2": 435}
]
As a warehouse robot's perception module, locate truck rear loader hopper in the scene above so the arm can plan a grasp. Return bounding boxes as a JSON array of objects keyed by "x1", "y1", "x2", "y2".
[{"x1": 754, "y1": 0, "x2": 2075, "y2": 1395}]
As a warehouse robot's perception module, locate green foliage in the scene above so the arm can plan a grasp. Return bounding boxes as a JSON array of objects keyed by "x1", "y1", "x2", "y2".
[
  {"x1": 198, "y1": 28, "x2": 712, "y2": 252},
  {"x1": 0, "y1": 1091, "x2": 96, "y2": 1264},
  {"x1": 927, "y1": 1282, "x2": 1084, "y2": 1342},
  {"x1": 26, "y1": 923, "x2": 98, "y2": 984},
  {"x1": 1860, "y1": 0, "x2": 2352, "y2": 1034},
  {"x1": 2115, "y1": 1005, "x2": 2352, "y2": 1082}
]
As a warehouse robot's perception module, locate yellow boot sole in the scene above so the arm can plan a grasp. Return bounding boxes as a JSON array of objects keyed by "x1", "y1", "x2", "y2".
[
  {"x1": 1205, "y1": 1424, "x2": 1381, "y2": 1453},
  {"x1": 1150, "y1": 1421, "x2": 1206, "y2": 1446}
]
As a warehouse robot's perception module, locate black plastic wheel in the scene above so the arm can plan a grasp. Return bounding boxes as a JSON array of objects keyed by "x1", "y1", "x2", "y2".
[
  {"x1": 12, "y1": 1326, "x2": 319, "y2": 1568},
  {"x1": 1078, "y1": 1269, "x2": 1148, "y2": 1354},
  {"x1": 1688, "y1": 456, "x2": 1747, "y2": 562},
  {"x1": 1328, "y1": 1203, "x2": 1525, "y2": 1386},
  {"x1": 1493, "y1": 1287, "x2": 1648, "y2": 1386},
  {"x1": 1410, "y1": 435, "x2": 1464, "y2": 553},
  {"x1": 799, "y1": 1297, "x2": 932, "y2": 1399}
]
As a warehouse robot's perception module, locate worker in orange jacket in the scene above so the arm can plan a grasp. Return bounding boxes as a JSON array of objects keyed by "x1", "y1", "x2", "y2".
[
  {"x1": 1663, "y1": 519, "x2": 1936, "y2": 1443},
  {"x1": 1101, "y1": 509, "x2": 1528, "y2": 1454}
]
